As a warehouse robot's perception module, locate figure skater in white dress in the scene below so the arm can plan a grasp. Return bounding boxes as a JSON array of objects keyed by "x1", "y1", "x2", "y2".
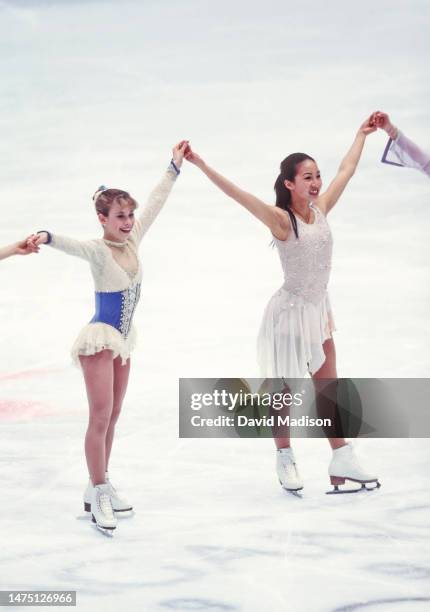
[
  {"x1": 185, "y1": 119, "x2": 381, "y2": 494},
  {"x1": 28, "y1": 141, "x2": 187, "y2": 531},
  {"x1": 374, "y1": 111, "x2": 430, "y2": 177}
]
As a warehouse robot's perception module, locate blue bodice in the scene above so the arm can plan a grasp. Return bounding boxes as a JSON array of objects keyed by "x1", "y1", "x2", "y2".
[{"x1": 90, "y1": 282, "x2": 141, "y2": 337}]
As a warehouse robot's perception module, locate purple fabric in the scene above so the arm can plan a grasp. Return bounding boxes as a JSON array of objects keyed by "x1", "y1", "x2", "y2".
[{"x1": 382, "y1": 131, "x2": 430, "y2": 177}]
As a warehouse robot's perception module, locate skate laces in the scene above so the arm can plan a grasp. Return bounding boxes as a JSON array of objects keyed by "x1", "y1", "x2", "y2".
[
  {"x1": 279, "y1": 456, "x2": 299, "y2": 477},
  {"x1": 98, "y1": 491, "x2": 114, "y2": 518}
]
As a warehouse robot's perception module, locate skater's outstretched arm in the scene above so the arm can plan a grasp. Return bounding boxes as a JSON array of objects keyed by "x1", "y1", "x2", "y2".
[
  {"x1": 317, "y1": 115, "x2": 377, "y2": 214},
  {"x1": 375, "y1": 111, "x2": 430, "y2": 177},
  {"x1": 184, "y1": 146, "x2": 290, "y2": 238},
  {"x1": 0, "y1": 237, "x2": 39, "y2": 261},
  {"x1": 27, "y1": 232, "x2": 100, "y2": 261},
  {"x1": 132, "y1": 141, "x2": 188, "y2": 244}
]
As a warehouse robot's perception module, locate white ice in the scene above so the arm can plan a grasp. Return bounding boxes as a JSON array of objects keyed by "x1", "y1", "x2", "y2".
[{"x1": 1, "y1": 1, "x2": 430, "y2": 611}]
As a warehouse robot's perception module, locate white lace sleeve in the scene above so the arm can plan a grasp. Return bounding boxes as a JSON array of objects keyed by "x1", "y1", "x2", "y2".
[
  {"x1": 49, "y1": 234, "x2": 101, "y2": 262},
  {"x1": 383, "y1": 132, "x2": 430, "y2": 177},
  {"x1": 131, "y1": 166, "x2": 178, "y2": 244}
]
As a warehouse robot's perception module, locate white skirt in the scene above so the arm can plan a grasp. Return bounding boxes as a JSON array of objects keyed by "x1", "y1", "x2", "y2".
[
  {"x1": 257, "y1": 287, "x2": 335, "y2": 378},
  {"x1": 71, "y1": 322, "x2": 137, "y2": 367}
]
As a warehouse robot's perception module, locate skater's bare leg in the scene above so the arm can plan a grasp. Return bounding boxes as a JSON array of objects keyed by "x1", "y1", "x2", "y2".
[
  {"x1": 271, "y1": 382, "x2": 292, "y2": 449},
  {"x1": 274, "y1": 436, "x2": 290, "y2": 450},
  {"x1": 80, "y1": 350, "x2": 114, "y2": 486},
  {"x1": 105, "y1": 356, "x2": 131, "y2": 470},
  {"x1": 312, "y1": 337, "x2": 346, "y2": 450}
]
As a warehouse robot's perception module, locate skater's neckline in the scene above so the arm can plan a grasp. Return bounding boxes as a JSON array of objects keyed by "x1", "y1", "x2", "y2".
[
  {"x1": 292, "y1": 203, "x2": 316, "y2": 226},
  {"x1": 103, "y1": 238, "x2": 128, "y2": 248}
]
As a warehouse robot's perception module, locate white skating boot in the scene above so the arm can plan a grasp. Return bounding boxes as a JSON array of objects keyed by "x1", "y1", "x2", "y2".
[
  {"x1": 276, "y1": 447, "x2": 304, "y2": 493},
  {"x1": 91, "y1": 484, "x2": 117, "y2": 533},
  {"x1": 327, "y1": 443, "x2": 381, "y2": 494},
  {"x1": 84, "y1": 472, "x2": 133, "y2": 513},
  {"x1": 105, "y1": 471, "x2": 133, "y2": 512}
]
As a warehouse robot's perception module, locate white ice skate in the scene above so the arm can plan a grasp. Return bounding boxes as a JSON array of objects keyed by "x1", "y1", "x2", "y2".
[
  {"x1": 91, "y1": 484, "x2": 117, "y2": 533},
  {"x1": 277, "y1": 447, "x2": 304, "y2": 494},
  {"x1": 327, "y1": 443, "x2": 381, "y2": 494},
  {"x1": 84, "y1": 472, "x2": 133, "y2": 513},
  {"x1": 105, "y1": 471, "x2": 133, "y2": 513}
]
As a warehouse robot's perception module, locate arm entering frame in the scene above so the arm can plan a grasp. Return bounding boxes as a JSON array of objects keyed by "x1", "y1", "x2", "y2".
[{"x1": 382, "y1": 131, "x2": 430, "y2": 177}]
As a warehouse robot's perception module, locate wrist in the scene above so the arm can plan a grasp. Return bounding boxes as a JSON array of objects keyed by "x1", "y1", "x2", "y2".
[
  {"x1": 37, "y1": 230, "x2": 52, "y2": 244},
  {"x1": 386, "y1": 124, "x2": 398, "y2": 140},
  {"x1": 169, "y1": 158, "x2": 181, "y2": 175}
]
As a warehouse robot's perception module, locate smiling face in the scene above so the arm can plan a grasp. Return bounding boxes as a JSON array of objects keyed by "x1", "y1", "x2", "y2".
[
  {"x1": 284, "y1": 159, "x2": 322, "y2": 204},
  {"x1": 98, "y1": 202, "x2": 135, "y2": 242},
  {"x1": 94, "y1": 188, "x2": 138, "y2": 242}
]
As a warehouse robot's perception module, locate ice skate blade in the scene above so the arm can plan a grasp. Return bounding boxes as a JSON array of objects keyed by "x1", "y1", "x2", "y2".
[
  {"x1": 279, "y1": 479, "x2": 304, "y2": 496},
  {"x1": 94, "y1": 524, "x2": 115, "y2": 537},
  {"x1": 85, "y1": 502, "x2": 133, "y2": 514},
  {"x1": 286, "y1": 489, "x2": 303, "y2": 498},
  {"x1": 326, "y1": 480, "x2": 382, "y2": 495},
  {"x1": 114, "y1": 506, "x2": 133, "y2": 513},
  {"x1": 115, "y1": 509, "x2": 135, "y2": 519},
  {"x1": 91, "y1": 514, "x2": 116, "y2": 535}
]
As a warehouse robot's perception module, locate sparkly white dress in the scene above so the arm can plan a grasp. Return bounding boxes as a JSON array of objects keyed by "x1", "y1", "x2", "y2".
[
  {"x1": 48, "y1": 166, "x2": 178, "y2": 365},
  {"x1": 257, "y1": 203, "x2": 335, "y2": 377}
]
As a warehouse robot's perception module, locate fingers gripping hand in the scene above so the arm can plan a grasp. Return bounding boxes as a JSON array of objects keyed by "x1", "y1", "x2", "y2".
[
  {"x1": 172, "y1": 140, "x2": 189, "y2": 168},
  {"x1": 16, "y1": 235, "x2": 40, "y2": 255},
  {"x1": 360, "y1": 114, "x2": 378, "y2": 136},
  {"x1": 27, "y1": 233, "x2": 46, "y2": 249},
  {"x1": 184, "y1": 144, "x2": 204, "y2": 166},
  {"x1": 374, "y1": 111, "x2": 397, "y2": 138},
  {"x1": 374, "y1": 111, "x2": 390, "y2": 130}
]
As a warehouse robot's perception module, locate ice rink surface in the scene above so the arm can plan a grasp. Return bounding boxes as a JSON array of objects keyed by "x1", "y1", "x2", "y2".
[{"x1": 1, "y1": 0, "x2": 430, "y2": 610}]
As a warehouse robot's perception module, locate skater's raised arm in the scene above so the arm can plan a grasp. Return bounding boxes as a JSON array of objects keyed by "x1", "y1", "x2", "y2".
[
  {"x1": 185, "y1": 146, "x2": 288, "y2": 236},
  {"x1": 317, "y1": 115, "x2": 377, "y2": 214},
  {"x1": 132, "y1": 140, "x2": 187, "y2": 244},
  {"x1": 375, "y1": 111, "x2": 430, "y2": 177},
  {"x1": 0, "y1": 237, "x2": 39, "y2": 261}
]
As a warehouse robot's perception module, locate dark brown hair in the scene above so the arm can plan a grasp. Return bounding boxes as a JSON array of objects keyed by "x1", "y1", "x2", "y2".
[{"x1": 274, "y1": 153, "x2": 315, "y2": 238}]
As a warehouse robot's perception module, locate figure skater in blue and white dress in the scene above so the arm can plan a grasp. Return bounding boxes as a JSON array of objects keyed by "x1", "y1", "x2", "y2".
[
  {"x1": 28, "y1": 141, "x2": 187, "y2": 532},
  {"x1": 185, "y1": 117, "x2": 381, "y2": 495},
  {"x1": 374, "y1": 111, "x2": 430, "y2": 177}
]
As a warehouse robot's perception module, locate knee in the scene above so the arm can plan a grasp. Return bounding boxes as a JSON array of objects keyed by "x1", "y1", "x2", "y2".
[
  {"x1": 88, "y1": 405, "x2": 112, "y2": 435},
  {"x1": 110, "y1": 403, "x2": 122, "y2": 425}
]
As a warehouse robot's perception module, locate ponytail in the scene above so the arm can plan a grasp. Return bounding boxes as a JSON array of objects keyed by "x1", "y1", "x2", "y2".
[
  {"x1": 274, "y1": 152, "x2": 315, "y2": 239},
  {"x1": 274, "y1": 174, "x2": 298, "y2": 239}
]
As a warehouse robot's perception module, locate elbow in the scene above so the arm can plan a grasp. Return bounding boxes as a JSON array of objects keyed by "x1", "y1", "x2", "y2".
[{"x1": 339, "y1": 164, "x2": 355, "y2": 179}]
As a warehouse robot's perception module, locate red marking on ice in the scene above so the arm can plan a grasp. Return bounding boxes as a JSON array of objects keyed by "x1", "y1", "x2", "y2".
[
  {"x1": 0, "y1": 368, "x2": 60, "y2": 382},
  {"x1": 0, "y1": 400, "x2": 53, "y2": 422}
]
